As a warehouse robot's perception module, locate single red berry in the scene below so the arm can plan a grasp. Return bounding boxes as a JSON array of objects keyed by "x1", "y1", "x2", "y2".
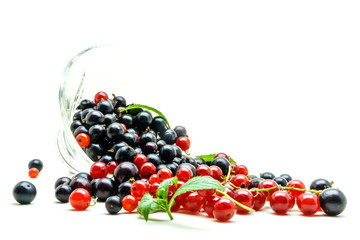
[
  {"x1": 148, "y1": 182, "x2": 160, "y2": 198},
  {"x1": 122, "y1": 195, "x2": 138, "y2": 212},
  {"x1": 183, "y1": 192, "x2": 203, "y2": 213},
  {"x1": 75, "y1": 133, "x2": 90, "y2": 148},
  {"x1": 94, "y1": 91, "x2": 109, "y2": 104},
  {"x1": 133, "y1": 154, "x2": 148, "y2": 170},
  {"x1": 214, "y1": 152, "x2": 229, "y2": 160},
  {"x1": 233, "y1": 189, "x2": 255, "y2": 214},
  {"x1": 287, "y1": 180, "x2": 306, "y2": 199},
  {"x1": 28, "y1": 168, "x2": 39, "y2": 178},
  {"x1": 196, "y1": 164, "x2": 212, "y2": 177},
  {"x1": 69, "y1": 188, "x2": 91, "y2": 211},
  {"x1": 233, "y1": 165, "x2": 248, "y2": 176},
  {"x1": 258, "y1": 179, "x2": 279, "y2": 201},
  {"x1": 157, "y1": 168, "x2": 173, "y2": 182},
  {"x1": 197, "y1": 188, "x2": 216, "y2": 198},
  {"x1": 139, "y1": 162, "x2": 157, "y2": 179},
  {"x1": 297, "y1": 193, "x2": 320, "y2": 216},
  {"x1": 176, "y1": 136, "x2": 191, "y2": 151},
  {"x1": 106, "y1": 161, "x2": 118, "y2": 175},
  {"x1": 288, "y1": 192, "x2": 296, "y2": 209},
  {"x1": 269, "y1": 191, "x2": 291, "y2": 215},
  {"x1": 209, "y1": 165, "x2": 223, "y2": 181},
  {"x1": 130, "y1": 180, "x2": 149, "y2": 200},
  {"x1": 203, "y1": 195, "x2": 221, "y2": 217},
  {"x1": 229, "y1": 174, "x2": 250, "y2": 188},
  {"x1": 176, "y1": 167, "x2": 193, "y2": 182},
  {"x1": 213, "y1": 198, "x2": 236, "y2": 222},
  {"x1": 250, "y1": 189, "x2": 267, "y2": 211},
  {"x1": 90, "y1": 161, "x2": 108, "y2": 179},
  {"x1": 149, "y1": 174, "x2": 161, "y2": 185}
]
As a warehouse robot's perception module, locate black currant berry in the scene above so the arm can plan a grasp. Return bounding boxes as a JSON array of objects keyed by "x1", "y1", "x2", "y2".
[
  {"x1": 78, "y1": 99, "x2": 94, "y2": 110},
  {"x1": 105, "y1": 196, "x2": 122, "y2": 214},
  {"x1": 319, "y1": 188, "x2": 347, "y2": 216},
  {"x1": 178, "y1": 162, "x2": 197, "y2": 177},
  {"x1": 114, "y1": 161, "x2": 139, "y2": 184},
  {"x1": 135, "y1": 111, "x2": 153, "y2": 131},
  {"x1": 157, "y1": 139, "x2": 167, "y2": 150},
  {"x1": 55, "y1": 184, "x2": 72, "y2": 203},
  {"x1": 115, "y1": 145, "x2": 136, "y2": 163},
  {"x1": 166, "y1": 163, "x2": 178, "y2": 176},
  {"x1": 310, "y1": 178, "x2": 332, "y2": 191},
  {"x1": 151, "y1": 116, "x2": 168, "y2": 134},
  {"x1": 142, "y1": 142, "x2": 158, "y2": 155},
  {"x1": 248, "y1": 177, "x2": 264, "y2": 189},
  {"x1": 180, "y1": 156, "x2": 198, "y2": 168},
  {"x1": 85, "y1": 143, "x2": 105, "y2": 161},
  {"x1": 73, "y1": 125, "x2": 89, "y2": 138},
  {"x1": 194, "y1": 157, "x2": 205, "y2": 166},
  {"x1": 89, "y1": 124, "x2": 106, "y2": 142},
  {"x1": 73, "y1": 172, "x2": 93, "y2": 182},
  {"x1": 161, "y1": 129, "x2": 177, "y2": 145},
  {"x1": 174, "y1": 126, "x2": 187, "y2": 137},
  {"x1": 146, "y1": 153, "x2": 163, "y2": 167},
  {"x1": 54, "y1": 176, "x2": 71, "y2": 189},
  {"x1": 108, "y1": 142, "x2": 128, "y2": 156},
  {"x1": 96, "y1": 100, "x2": 114, "y2": 114},
  {"x1": 139, "y1": 132, "x2": 157, "y2": 148},
  {"x1": 69, "y1": 177, "x2": 92, "y2": 193},
  {"x1": 73, "y1": 111, "x2": 82, "y2": 121},
  {"x1": 122, "y1": 133, "x2": 138, "y2": 147},
  {"x1": 279, "y1": 173, "x2": 292, "y2": 183},
  {"x1": 120, "y1": 114, "x2": 134, "y2": 128},
  {"x1": 85, "y1": 110, "x2": 104, "y2": 125},
  {"x1": 159, "y1": 145, "x2": 176, "y2": 163},
  {"x1": 273, "y1": 177, "x2": 288, "y2": 187},
  {"x1": 13, "y1": 181, "x2": 37, "y2": 204},
  {"x1": 70, "y1": 120, "x2": 82, "y2": 133},
  {"x1": 28, "y1": 159, "x2": 43, "y2": 172},
  {"x1": 106, "y1": 122, "x2": 125, "y2": 142},
  {"x1": 211, "y1": 157, "x2": 230, "y2": 176},
  {"x1": 81, "y1": 108, "x2": 94, "y2": 123},
  {"x1": 103, "y1": 113, "x2": 117, "y2": 126},
  {"x1": 260, "y1": 172, "x2": 275, "y2": 179},
  {"x1": 113, "y1": 95, "x2": 127, "y2": 108},
  {"x1": 94, "y1": 177, "x2": 116, "y2": 202},
  {"x1": 116, "y1": 181, "x2": 132, "y2": 200}
]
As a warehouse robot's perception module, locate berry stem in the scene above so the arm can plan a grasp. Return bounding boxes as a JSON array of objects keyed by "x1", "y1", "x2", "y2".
[
  {"x1": 216, "y1": 190, "x2": 255, "y2": 212},
  {"x1": 249, "y1": 186, "x2": 322, "y2": 194}
]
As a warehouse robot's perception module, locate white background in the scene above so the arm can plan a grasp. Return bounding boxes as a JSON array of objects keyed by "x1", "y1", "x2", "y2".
[{"x1": 1, "y1": 1, "x2": 359, "y2": 239}]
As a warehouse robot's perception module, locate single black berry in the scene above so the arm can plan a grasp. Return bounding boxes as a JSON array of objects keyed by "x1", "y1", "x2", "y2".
[
  {"x1": 106, "y1": 122, "x2": 125, "y2": 141},
  {"x1": 159, "y1": 145, "x2": 176, "y2": 163},
  {"x1": 85, "y1": 110, "x2": 104, "y2": 125},
  {"x1": 211, "y1": 157, "x2": 230, "y2": 176},
  {"x1": 54, "y1": 176, "x2": 71, "y2": 189},
  {"x1": 28, "y1": 159, "x2": 43, "y2": 172},
  {"x1": 115, "y1": 145, "x2": 136, "y2": 163},
  {"x1": 114, "y1": 161, "x2": 139, "y2": 184},
  {"x1": 310, "y1": 178, "x2": 332, "y2": 191},
  {"x1": 13, "y1": 181, "x2": 37, "y2": 204},
  {"x1": 260, "y1": 172, "x2": 275, "y2": 180},
  {"x1": 319, "y1": 188, "x2": 347, "y2": 216},
  {"x1": 273, "y1": 177, "x2": 288, "y2": 187},
  {"x1": 174, "y1": 126, "x2": 187, "y2": 137},
  {"x1": 105, "y1": 195, "x2": 122, "y2": 214},
  {"x1": 161, "y1": 129, "x2": 177, "y2": 145},
  {"x1": 96, "y1": 100, "x2": 114, "y2": 114},
  {"x1": 55, "y1": 184, "x2": 72, "y2": 203},
  {"x1": 94, "y1": 177, "x2": 116, "y2": 202}
]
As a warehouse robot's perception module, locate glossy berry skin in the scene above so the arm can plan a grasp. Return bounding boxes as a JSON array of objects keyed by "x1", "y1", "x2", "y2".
[
  {"x1": 203, "y1": 195, "x2": 221, "y2": 217},
  {"x1": 96, "y1": 100, "x2": 114, "y2": 114},
  {"x1": 250, "y1": 189, "x2": 267, "y2": 211},
  {"x1": 94, "y1": 91, "x2": 109, "y2": 104},
  {"x1": 105, "y1": 196, "x2": 122, "y2": 214},
  {"x1": 319, "y1": 188, "x2": 347, "y2": 216},
  {"x1": 55, "y1": 184, "x2": 72, "y2": 203},
  {"x1": 310, "y1": 178, "x2": 332, "y2": 191},
  {"x1": 139, "y1": 162, "x2": 157, "y2": 179},
  {"x1": 161, "y1": 129, "x2": 177, "y2": 145},
  {"x1": 157, "y1": 168, "x2": 173, "y2": 182},
  {"x1": 159, "y1": 145, "x2": 176, "y2": 163},
  {"x1": 214, "y1": 152, "x2": 229, "y2": 161},
  {"x1": 28, "y1": 159, "x2": 43, "y2": 172},
  {"x1": 257, "y1": 179, "x2": 279, "y2": 200},
  {"x1": 106, "y1": 161, "x2": 118, "y2": 175},
  {"x1": 90, "y1": 162, "x2": 108, "y2": 179},
  {"x1": 269, "y1": 191, "x2": 291, "y2": 215},
  {"x1": 196, "y1": 164, "x2": 212, "y2": 177},
  {"x1": 107, "y1": 122, "x2": 125, "y2": 142},
  {"x1": 233, "y1": 189, "x2": 254, "y2": 214},
  {"x1": 69, "y1": 188, "x2": 92, "y2": 211},
  {"x1": 115, "y1": 146, "x2": 137, "y2": 163},
  {"x1": 149, "y1": 174, "x2": 161, "y2": 185},
  {"x1": 273, "y1": 177, "x2": 288, "y2": 187},
  {"x1": 130, "y1": 180, "x2": 149, "y2": 200},
  {"x1": 54, "y1": 177, "x2": 71, "y2": 189},
  {"x1": 233, "y1": 165, "x2": 248, "y2": 176},
  {"x1": 69, "y1": 177, "x2": 92, "y2": 193},
  {"x1": 183, "y1": 192, "x2": 203, "y2": 213},
  {"x1": 230, "y1": 174, "x2": 250, "y2": 188},
  {"x1": 176, "y1": 167, "x2": 193, "y2": 182},
  {"x1": 122, "y1": 195, "x2": 138, "y2": 212},
  {"x1": 94, "y1": 177, "x2": 115, "y2": 201},
  {"x1": 148, "y1": 182, "x2": 160, "y2": 197},
  {"x1": 133, "y1": 154, "x2": 148, "y2": 170},
  {"x1": 297, "y1": 193, "x2": 320, "y2": 216},
  {"x1": 213, "y1": 198, "x2": 237, "y2": 222},
  {"x1": 28, "y1": 168, "x2": 39, "y2": 178},
  {"x1": 287, "y1": 180, "x2": 306, "y2": 199},
  {"x1": 211, "y1": 157, "x2": 230, "y2": 176},
  {"x1": 260, "y1": 172, "x2": 275, "y2": 180},
  {"x1": 116, "y1": 181, "x2": 132, "y2": 200},
  {"x1": 209, "y1": 165, "x2": 223, "y2": 181},
  {"x1": 114, "y1": 162, "x2": 139, "y2": 184},
  {"x1": 176, "y1": 136, "x2": 191, "y2": 151},
  {"x1": 85, "y1": 110, "x2": 105, "y2": 126},
  {"x1": 13, "y1": 181, "x2": 37, "y2": 204}
]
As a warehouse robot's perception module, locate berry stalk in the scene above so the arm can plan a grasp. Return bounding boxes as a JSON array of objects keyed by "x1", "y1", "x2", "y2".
[{"x1": 216, "y1": 189, "x2": 255, "y2": 212}]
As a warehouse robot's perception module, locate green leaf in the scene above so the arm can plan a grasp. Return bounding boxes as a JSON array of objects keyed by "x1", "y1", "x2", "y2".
[
  {"x1": 196, "y1": 153, "x2": 237, "y2": 163},
  {"x1": 168, "y1": 176, "x2": 225, "y2": 209},
  {"x1": 156, "y1": 177, "x2": 178, "y2": 200},
  {"x1": 137, "y1": 193, "x2": 167, "y2": 222},
  {"x1": 119, "y1": 104, "x2": 171, "y2": 128}
]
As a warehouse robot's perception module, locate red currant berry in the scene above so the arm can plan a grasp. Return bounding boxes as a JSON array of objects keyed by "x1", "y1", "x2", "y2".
[
  {"x1": 269, "y1": 191, "x2": 291, "y2": 215},
  {"x1": 139, "y1": 162, "x2": 157, "y2": 179},
  {"x1": 69, "y1": 188, "x2": 91, "y2": 211},
  {"x1": 130, "y1": 180, "x2": 149, "y2": 200},
  {"x1": 149, "y1": 174, "x2": 161, "y2": 185},
  {"x1": 176, "y1": 136, "x2": 191, "y2": 151},
  {"x1": 214, "y1": 152, "x2": 229, "y2": 161},
  {"x1": 75, "y1": 133, "x2": 90, "y2": 148},
  {"x1": 197, "y1": 188, "x2": 216, "y2": 198},
  {"x1": 229, "y1": 174, "x2": 250, "y2": 188},
  {"x1": 28, "y1": 168, "x2": 39, "y2": 178},
  {"x1": 203, "y1": 195, "x2": 221, "y2": 217},
  {"x1": 148, "y1": 182, "x2": 160, "y2": 198},
  {"x1": 183, "y1": 192, "x2": 203, "y2": 213},
  {"x1": 258, "y1": 179, "x2": 279, "y2": 200},
  {"x1": 122, "y1": 195, "x2": 138, "y2": 212},
  {"x1": 233, "y1": 189, "x2": 255, "y2": 214},
  {"x1": 287, "y1": 179, "x2": 306, "y2": 199},
  {"x1": 94, "y1": 91, "x2": 109, "y2": 104},
  {"x1": 157, "y1": 168, "x2": 173, "y2": 182},
  {"x1": 250, "y1": 189, "x2": 267, "y2": 211},
  {"x1": 288, "y1": 192, "x2": 296, "y2": 209},
  {"x1": 297, "y1": 193, "x2": 320, "y2": 216},
  {"x1": 213, "y1": 198, "x2": 236, "y2": 222},
  {"x1": 133, "y1": 154, "x2": 147, "y2": 170},
  {"x1": 90, "y1": 161, "x2": 108, "y2": 179},
  {"x1": 233, "y1": 164, "x2": 248, "y2": 176},
  {"x1": 196, "y1": 164, "x2": 212, "y2": 177},
  {"x1": 209, "y1": 165, "x2": 223, "y2": 181},
  {"x1": 106, "y1": 161, "x2": 118, "y2": 175},
  {"x1": 176, "y1": 167, "x2": 193, "y2": 182}
]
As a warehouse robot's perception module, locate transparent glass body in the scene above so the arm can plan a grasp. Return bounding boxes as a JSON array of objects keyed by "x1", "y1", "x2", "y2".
[{"x1": 56, "y1": 45, "x2": 138, "y2": 173}]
